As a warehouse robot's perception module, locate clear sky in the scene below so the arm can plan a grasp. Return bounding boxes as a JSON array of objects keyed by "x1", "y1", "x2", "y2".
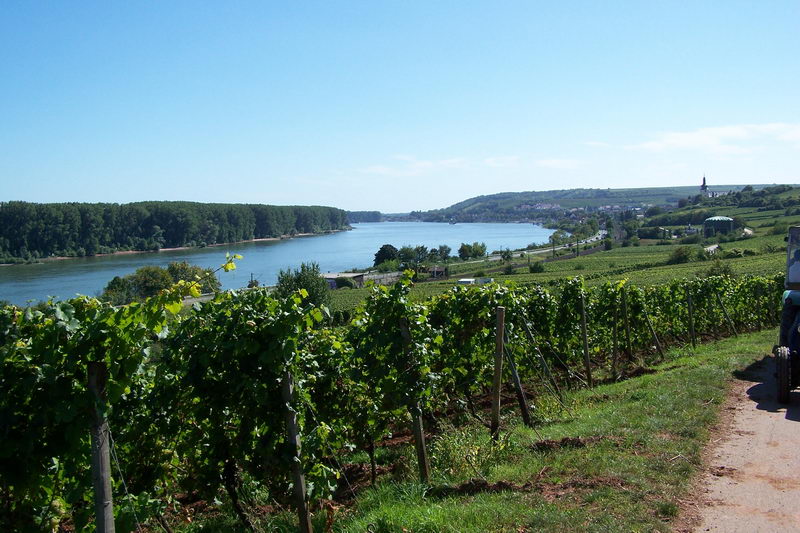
[{"x1": 1, "y1": 1, "x2": 798, "y2": 212}]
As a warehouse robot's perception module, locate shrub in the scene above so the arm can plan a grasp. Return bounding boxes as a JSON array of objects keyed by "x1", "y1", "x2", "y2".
[
  {"x1": 722, "y1": 248, "x2": 758, "y2": 259},
  {"x1": 701, "y1": 258, "x2": 734, "y2": 278},
  {"x1": 667, "y1": 246, "x2": 697, "y2": 265},
  {"x1": 275, "y1": 262, "x2": 330, "y2": 307},
  {"x1": 100, "y1": 262, "x2": 221, "y2": 305},
  {"x1": 167, "y1": 261, "x2": 221, "y2": 294},
  {"x1": 376, "y1": 259, "x2": 400, "y2": 272},
  {"x1": 771, "y1": 221, "x2": 789, "y2": 236},
  {"x1": 529, "y1": 262, "x2": 545, "y2": 273}
]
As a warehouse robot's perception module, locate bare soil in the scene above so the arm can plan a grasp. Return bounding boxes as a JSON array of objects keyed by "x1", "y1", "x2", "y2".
[{"x1": 682, "y1": 356, "x2": 800, "y2": 532}]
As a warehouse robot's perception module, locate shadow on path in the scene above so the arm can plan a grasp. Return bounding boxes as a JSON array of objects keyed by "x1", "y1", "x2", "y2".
[{"x1": 738, "y1": 355, "x2": 800, "y2": 422}]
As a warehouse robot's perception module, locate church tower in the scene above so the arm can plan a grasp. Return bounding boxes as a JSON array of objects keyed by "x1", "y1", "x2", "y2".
[{"x1": 700, "y1": 175, "x2": 708, "y2": 193}]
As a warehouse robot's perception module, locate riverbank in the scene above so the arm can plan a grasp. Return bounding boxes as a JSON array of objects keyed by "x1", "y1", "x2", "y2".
[
  {"x1": 0, "y1": 228, "x2": 352, "y2": 266},
  {"x1": 0, "y1": 222, "x2": 553, "y2": 306}
]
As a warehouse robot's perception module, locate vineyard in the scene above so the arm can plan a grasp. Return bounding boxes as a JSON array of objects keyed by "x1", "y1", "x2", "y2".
[
  {"x1": 328, "y1": 237, "x2": 786, "y2": 318},
  {"x1": 0, "y1": 272, "x2": 783, "y2": 532}
]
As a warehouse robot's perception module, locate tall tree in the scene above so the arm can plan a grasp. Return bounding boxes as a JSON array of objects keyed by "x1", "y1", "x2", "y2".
[
  {"x1": 458, "y1": 243, "x2": 473, "y2": 260},
  {"x1": 373, "y1": 244, "x2": 399, "y2": 266}
]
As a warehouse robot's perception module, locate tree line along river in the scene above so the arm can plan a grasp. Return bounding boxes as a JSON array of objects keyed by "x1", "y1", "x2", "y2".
[{"x1": 0, "y1": 222, "x2": 554, "y2": 306}]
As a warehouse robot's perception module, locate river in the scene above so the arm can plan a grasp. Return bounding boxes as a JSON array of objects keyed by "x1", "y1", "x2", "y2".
[{"x1": 0, "y1": 222, "x2": 553, "y2": 305}]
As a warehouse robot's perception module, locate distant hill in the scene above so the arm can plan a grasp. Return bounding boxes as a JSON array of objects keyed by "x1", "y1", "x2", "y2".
[
  {"x1": 415, "y1": 185, "x2": 778, "y2": 223},
  {"x1": 642, "y1": 184, "x2": 800, "y2": 228}
]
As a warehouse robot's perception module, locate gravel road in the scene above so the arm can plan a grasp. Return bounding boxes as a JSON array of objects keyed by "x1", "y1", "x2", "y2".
[{"x1": 690, "y1": 356, "x2": 800, "y2": 532}]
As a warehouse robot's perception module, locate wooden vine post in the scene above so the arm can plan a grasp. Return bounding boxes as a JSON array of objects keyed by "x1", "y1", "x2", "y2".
[
  {"x1": 687, "y1": 286, "x2": 697, "y2": 348},
  {"x1": 622, "y1": 288, "x2": 633, "y2": 364},
  {"x1": 643, "y1": 305, "x2": 664, "y2": 360},
  {"x1": 409, "y1": 403, "x2": 430, "y2": 483},
  {"x1": 281, "y1": 370, "x2": 313, "y2": 533},
  {"x1": 398, "y1": 319, "x2": 431, "y2": 483},
  {"x1": 579, "y1": 291, "x2": 593, "y2": 388},
  {"x1": 715, "y1": 292, "x2": 738, "y2": 337},
  {"x1": 611, "y1": 300, "x2": 620, "y2": 380},
  {"x1": 490, "y1": 306, "x2": 505, "y2": 440},
  {"x1": 88, "y1": 362, "x2": 115, "y2": 533}
]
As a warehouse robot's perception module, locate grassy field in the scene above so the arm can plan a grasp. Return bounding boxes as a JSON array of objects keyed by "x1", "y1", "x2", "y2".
[
  {"x1": 493, "y1": 244, "x2": 784, "y2": 286},
  {"x1": 173, "y1": 329, "x2": 776, "y2": 532}
]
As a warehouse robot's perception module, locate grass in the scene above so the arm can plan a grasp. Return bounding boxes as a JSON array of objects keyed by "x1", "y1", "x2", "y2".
[
  {"x1": 171, "y1": 329, "x2": 777, "y2": 532},
  {"x1": 497, "y1": 250, "x2": 784, "y2": 288},
  {"x1": 331, "y1": 330, "x2": 774, "y2": 533}
]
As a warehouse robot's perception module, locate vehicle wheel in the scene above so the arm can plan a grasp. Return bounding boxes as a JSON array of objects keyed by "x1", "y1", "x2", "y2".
[
  {"x1": 792, "y1": 352, "x2": 800, "y2": 389},
  {"x1": 776, "y1": 346, "x2": 791, "y2": 404},
  {"x1": 789, "y1": 315, "x2": 800, "y2": 388}
]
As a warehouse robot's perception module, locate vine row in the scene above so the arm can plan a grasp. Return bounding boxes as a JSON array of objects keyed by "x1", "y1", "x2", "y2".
[{"x1": 0, "y1": 272, "x2": 782, "y2": 531}]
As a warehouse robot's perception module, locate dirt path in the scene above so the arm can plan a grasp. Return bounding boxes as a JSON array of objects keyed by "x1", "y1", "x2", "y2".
[{"x1": 689, "y1": 356, "x2": 800, "y2": 532}]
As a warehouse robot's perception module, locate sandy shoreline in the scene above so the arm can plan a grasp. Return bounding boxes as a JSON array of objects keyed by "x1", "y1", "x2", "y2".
[{"x1": 1, "y1": 228, "x2": 349, "y2": 266}]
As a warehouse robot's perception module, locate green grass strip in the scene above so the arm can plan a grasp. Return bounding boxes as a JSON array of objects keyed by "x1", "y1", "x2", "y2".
[{"x1": 330, "y1": 329, "x2": 774, "y2": 533}]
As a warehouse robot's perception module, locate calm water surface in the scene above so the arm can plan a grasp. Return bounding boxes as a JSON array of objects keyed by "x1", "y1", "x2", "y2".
[{"x1": 0, "y1": 222, "x2": 553, "y2": 305}]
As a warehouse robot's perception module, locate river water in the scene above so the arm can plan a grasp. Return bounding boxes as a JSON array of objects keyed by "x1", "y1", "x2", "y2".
[{"x1": 0, "y1": 222, "x2": 553, "y2": 305}]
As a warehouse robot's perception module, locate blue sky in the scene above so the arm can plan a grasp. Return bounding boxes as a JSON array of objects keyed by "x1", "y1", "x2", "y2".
[{"x1": 1, "y1": 1, "x2": 798, "y2": 212}]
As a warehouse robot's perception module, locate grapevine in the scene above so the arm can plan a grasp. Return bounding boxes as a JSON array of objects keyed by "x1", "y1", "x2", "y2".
[{"x1": 0, "y1": 271, "x2": 784, "y2": 531}]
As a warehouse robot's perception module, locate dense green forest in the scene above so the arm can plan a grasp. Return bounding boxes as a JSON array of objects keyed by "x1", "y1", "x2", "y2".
[
  {"x1": 0, "y1": 201, "x2": 348, "y2": 262},
  {"x1": 346, "y1": 210, "x2": 382, "y2": 223}
]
